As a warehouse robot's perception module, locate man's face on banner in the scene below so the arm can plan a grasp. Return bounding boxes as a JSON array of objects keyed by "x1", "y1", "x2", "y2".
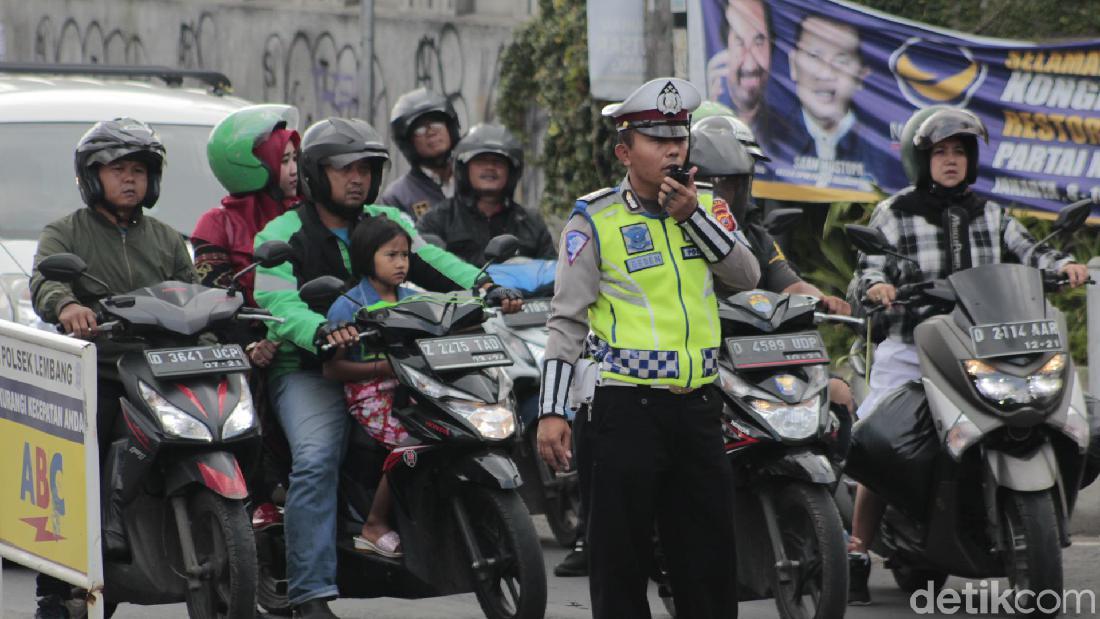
[
  {"x1": 725, "y1": 0, "x2": 771, "y2": 116},
  {"x1": 790, "y1": 16, "x2": 866, "y2": 131}
]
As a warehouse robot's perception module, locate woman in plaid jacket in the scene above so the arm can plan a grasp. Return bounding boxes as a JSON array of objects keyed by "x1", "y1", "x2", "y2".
[{"x1": 844, "y1": 107, "x2": 1089, "y2": 605}]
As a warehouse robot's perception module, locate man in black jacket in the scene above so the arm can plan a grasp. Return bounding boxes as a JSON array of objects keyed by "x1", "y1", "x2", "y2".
[
  {"x1": 378, "y1": 88, "x2": 461, "y2": 219},
  {"x1": 416, "y1": 124, "x2": 556, "y2": 264}
]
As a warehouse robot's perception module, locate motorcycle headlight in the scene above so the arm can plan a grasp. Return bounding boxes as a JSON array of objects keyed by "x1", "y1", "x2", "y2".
[
  {"x1": 964, "y1": 354, "x2": 1066, "y2": 409},
  {"x1": 747, "y1": 396, "x2": 821, "y2": 440},
  {"x1": 222, "y1": 374, "x2": 257, "y2": 439},
  {"x1": 444, "y1": 399, "x2": 516, "y2": 440},
  {"x1": 138, "y1": 381, "x2": 213, "y2": 442}
]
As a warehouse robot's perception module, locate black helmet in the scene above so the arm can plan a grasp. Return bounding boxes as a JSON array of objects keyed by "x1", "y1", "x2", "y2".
[
  {"x1": 907, "y1": 108, "x2": 987, "y2": 189},
  {"x1": 390, "y1": 88, "x2": 461, "y2": 166},
  {"x1": 75, "y1": 117, "x2": 166, "y2": 208},
  {"x1": 453, "y1": 124, "x2": 524, "y2": 201},
  {"x1": 299, "y1": 117, "x2": 390, "y2": 207}
]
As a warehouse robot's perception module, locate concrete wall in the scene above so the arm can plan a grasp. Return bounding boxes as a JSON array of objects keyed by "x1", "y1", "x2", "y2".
[{"x1": 0, "y1": 0, "x2": 536, "y2": 185}]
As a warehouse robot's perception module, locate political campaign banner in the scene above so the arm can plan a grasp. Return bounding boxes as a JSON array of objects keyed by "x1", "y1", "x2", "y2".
[
  {"x1": 0, "y1": 321, "x2": 101, "y2": 612},
  {"x1": 690, "y1": 0, "x2": 1100, "y2": 211}
]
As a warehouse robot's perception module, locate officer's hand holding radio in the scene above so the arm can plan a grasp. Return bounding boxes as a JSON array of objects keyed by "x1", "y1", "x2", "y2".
[{"x1": 659, "y1": 164, "x2": 699, "y2": 223}]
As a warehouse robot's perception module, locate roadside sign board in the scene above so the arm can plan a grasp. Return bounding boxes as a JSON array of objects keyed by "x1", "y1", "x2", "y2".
[{"x1": 0, "y1": 320, "x2": 101, "y2": 616}]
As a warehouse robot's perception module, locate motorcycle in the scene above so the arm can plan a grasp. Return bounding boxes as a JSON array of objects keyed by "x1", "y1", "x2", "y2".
[
  {"x1": 255, "y1": 235, "x2": 548, "y2": 619},
  {"x1": 35, "y1": 240, "x2": 294, "y2": 618},
  {"x1": 481, "y1": 257, "x2": 582, "y2": 548},
  {"x1": 840, "y1": 199, "x2": 1094, "y2": 614}
]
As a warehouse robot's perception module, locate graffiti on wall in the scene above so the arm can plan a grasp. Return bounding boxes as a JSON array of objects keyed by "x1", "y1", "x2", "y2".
[{"x1": 34, "y1": 16, "x2": 147, "y2": 65}]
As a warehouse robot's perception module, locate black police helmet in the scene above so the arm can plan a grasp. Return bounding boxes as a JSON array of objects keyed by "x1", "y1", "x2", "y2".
[
  {"x1": 74, "y1": 118, "x2": 166, "y2": 208},
  {"x1": 299, "y1": 117, "x2": 390, "y2": 206},
  {"x1": 389, "y1": 88, "x2": 461, "y2": 166},
  {"x1": 453, "y1": 124, "x2": 524, "y2": 201}
]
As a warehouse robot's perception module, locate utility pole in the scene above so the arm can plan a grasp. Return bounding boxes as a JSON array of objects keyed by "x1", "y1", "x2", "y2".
[
  {"x1": 644, "y1": 0, "x2": 674, "y2": 78},
  {"x1": 360, "y1": 0, "x2": 376, "y2": 122}
]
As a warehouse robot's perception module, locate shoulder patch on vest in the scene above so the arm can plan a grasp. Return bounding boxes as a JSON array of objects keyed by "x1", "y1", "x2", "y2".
[
  {"x1": 711, "y1": 197, "x2": 738, "y2": 232},
  {"x1": 578, "y1": 187, "x2": 615, "y2": 203},
  {"x1": 565, "y1": 230, "x2": 590, "y2": 265}
]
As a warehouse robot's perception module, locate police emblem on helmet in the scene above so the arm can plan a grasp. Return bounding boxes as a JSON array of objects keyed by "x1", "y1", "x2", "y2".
[{"x1": 656, "y1": 81, "x2": 683, "y2": 116}]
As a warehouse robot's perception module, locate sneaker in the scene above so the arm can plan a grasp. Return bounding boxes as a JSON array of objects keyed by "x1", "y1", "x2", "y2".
[
  {"x1": 848, "y1": 552, "x2": 872, "y2": 605},
  {"x1": 34, "y1": 595, "x2": 70, "y2": 619},
  {"x1": 553, "y1": 544, "x2": 588, "y2": 577},
  {"x1": 252, "y1": 502, "x2": 284, "y2": 530}
]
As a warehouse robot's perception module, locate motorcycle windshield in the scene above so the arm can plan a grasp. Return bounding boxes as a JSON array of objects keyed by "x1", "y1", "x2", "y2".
[{"x1": 948, "y1": 263, "x2": 1049, "y2": 326}]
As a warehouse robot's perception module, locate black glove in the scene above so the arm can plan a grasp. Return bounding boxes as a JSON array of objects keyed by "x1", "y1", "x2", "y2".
[
  {"x1": 313, "y1": 321, "x2": 353, "y2": 359},
  {"x1": 484, "y1": 285, "x2": 523, "y2": 307}
]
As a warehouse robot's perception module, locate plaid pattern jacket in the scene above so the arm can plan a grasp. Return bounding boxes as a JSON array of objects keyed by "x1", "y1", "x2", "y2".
[{"x1": 851, "y1": 187, "x2": 1073, "y2": 343}]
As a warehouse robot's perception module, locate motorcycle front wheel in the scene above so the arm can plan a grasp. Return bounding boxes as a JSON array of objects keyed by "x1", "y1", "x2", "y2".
[
  {"x1": 1001, "y1": 489, "x2": 1063, "y2": 617},
  {"x1": 179, "y1": 488, "x2": 258, "y2": 619},
  {"x1": 457, "y1": 486, "x2": 547, "y2": 619},
  {"x1": 769, "y1": 483, "x2": 848, "y2": 619}
]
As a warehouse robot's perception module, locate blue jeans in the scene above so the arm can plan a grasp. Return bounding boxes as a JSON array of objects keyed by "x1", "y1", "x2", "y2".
[{"x1": 268, "y1": 369, "x2": 351, "y2": 605}]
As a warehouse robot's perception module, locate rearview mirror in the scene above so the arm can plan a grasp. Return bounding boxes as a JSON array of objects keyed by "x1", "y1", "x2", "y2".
[
  {"x1": 254, "y1": 241, "x2": 296, "y2": 268},
  {"x1": 37, "y1": 253, "x2": 88, "y2": 283},
  {"x1": 1053, "y1": 200, "x2": 1091, "y2": 235},
  {"x1": 298, "y1": 276, "x2": 346, "y2": 309},
  {"x1": 483, "y1": 234, "x2": 521, "y2": 265},
  {"x1": 845, "y1": 225, "x2": 893, "y2": 256},
  {"x1": 763, "y1": 208, "x2": 802, "y2": 236}
]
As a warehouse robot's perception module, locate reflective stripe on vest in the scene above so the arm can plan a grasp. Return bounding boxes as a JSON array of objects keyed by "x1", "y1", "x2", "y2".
[{"x1": 583, "y1": 194, "x2": 721, "y2": 388}]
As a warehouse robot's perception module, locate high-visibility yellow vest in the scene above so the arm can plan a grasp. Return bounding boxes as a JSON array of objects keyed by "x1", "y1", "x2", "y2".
[{"x1": 577, "y1": 188, "x2": 721, "y2": 388}]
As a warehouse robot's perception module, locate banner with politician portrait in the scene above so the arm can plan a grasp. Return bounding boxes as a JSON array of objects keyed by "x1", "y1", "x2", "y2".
[{"x1": 691, "y1": 0, "x2": 1100, "y2": 212}]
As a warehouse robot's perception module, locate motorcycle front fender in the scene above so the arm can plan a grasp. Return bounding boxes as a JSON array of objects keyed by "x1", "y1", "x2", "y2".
[
  {"x1": 985, "y1": 442, "x2": 1059, "y2": 492},
  {"x1": 165, "y1": 450, "x2": 248, "y2": 499},
  {"x1": 756, "y1": 451, "x2": 836, "y2": 485},
  {"x1": 454, "y1": 451, "x2": 524, "y2": 490}
]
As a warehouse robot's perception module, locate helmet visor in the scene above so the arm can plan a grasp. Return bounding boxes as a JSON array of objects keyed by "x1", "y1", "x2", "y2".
[{"x1": 914, "y1": 109, "x2": 988, "y2": 150}]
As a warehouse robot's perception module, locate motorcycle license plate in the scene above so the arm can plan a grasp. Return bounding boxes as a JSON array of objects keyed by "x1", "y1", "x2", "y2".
[
  {"x1": 145, "y1": 344, "x2": 250, "y2": 378},
  {"x1": 416, "y1": 334, "x2": 513, "y2": 372},
  {"x1": 969, "y1": 319, "x2": 1063, "y2": 358},
  {"x1": 502, "y1": 297, "x2": 552, "y2": 328},
  {"x1": 724, "y1": 331, "x2": 829, "y2": 370}
]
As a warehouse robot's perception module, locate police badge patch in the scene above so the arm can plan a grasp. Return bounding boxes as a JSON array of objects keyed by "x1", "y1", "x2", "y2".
[
  {"x1": 620, "y1": 223, "x2": 654, "y2": 255},
  {"x1": 565, "y1": 230, "x2": 590, "y2": 265},
  {"x1": 711, "y1": 198, "x2": 737, "y2": 232},
  {"x1": 656, "y1": 81, "x2": 683, "y2": 116}
]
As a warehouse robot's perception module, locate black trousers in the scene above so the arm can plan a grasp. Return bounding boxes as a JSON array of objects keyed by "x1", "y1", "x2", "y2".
[
  {"x1": 572, "y1": 401, "x2": 590, "y2": 548},
  {"x1": 587, "y1": 385, "x2": 737, "y2": 619}
]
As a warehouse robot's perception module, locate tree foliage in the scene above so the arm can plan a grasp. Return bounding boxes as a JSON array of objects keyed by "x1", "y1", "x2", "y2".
[{"x1": 851, "y1": 0, "x2": 1100, "y2": 41}]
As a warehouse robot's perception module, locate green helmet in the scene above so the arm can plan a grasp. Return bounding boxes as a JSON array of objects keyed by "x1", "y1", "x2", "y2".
[
  {"x1": 899, "y1": 105, "x2": 951, "y2": 186},
  {"x1": 693, "y1": 100, "x2": 736, "y2": 122},
  {"x1": 207, "y1": 104, "x2": 300, "y2": 195}
]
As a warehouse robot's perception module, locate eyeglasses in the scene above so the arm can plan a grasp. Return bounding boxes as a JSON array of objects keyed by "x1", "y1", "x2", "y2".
[{"x1": 412, "y1": 120, "x2": 448, "y2": 137}]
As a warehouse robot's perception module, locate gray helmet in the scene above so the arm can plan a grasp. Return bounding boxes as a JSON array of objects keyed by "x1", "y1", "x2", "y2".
[
  {"x1": 689, "y1": 116, "x2": 758, "y2": 178},
  {"x1": 900, "y1": 106, "x2": 986, "y2": 188},
  {"x1": 453, "y1": 124, "x2": 524, "y2": 200},
  {"x1": 299, "y1": 117, "x2": 390, "y2": 206},
  {"x1": 691, "y1": 113, "x2": 770, "y2": 162},
  {"x1": 389, "y1": 88, "x2": 461, "y2": 166},
  {"x1": 75, "y1": 117, "x2": 166, "y2": 208}
]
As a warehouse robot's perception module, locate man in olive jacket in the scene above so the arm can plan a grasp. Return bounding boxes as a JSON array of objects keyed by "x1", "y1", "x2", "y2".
[{"x1": 29, "y1": 118, "x2": 195, "y2": 615}]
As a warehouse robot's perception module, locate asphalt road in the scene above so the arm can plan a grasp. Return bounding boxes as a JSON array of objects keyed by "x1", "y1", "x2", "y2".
[{"x1": 4, "y1": 517, "x2": 1100, "y2": 618}]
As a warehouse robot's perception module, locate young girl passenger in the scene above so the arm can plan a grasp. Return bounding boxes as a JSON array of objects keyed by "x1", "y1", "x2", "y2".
[{"x1": 324, "y1": 217, "x2": 414, "y2": 558}]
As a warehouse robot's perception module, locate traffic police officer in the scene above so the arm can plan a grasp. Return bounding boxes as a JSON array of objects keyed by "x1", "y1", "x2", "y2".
[{"x1": 537, "y1": 77, "x2": 759, "y2": 619}]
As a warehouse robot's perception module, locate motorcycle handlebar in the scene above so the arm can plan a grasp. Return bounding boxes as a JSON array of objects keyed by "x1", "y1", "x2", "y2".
[{"x1": 319, "y1": 327, "x2": 380, "y2": 353}]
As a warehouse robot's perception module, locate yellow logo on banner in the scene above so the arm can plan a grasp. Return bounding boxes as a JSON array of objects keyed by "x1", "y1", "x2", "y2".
[{"x1": 890, "y1": 38, "x2": 987, "y2": 108}]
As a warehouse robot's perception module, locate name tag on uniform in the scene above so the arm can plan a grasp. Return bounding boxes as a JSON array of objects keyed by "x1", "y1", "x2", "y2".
[
  {"x1": 681, "y1": 246, "x2": 703, "y2": 260},
  {"x1": 625, "y1": 252, "x2": 664, "y2": 273}
]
